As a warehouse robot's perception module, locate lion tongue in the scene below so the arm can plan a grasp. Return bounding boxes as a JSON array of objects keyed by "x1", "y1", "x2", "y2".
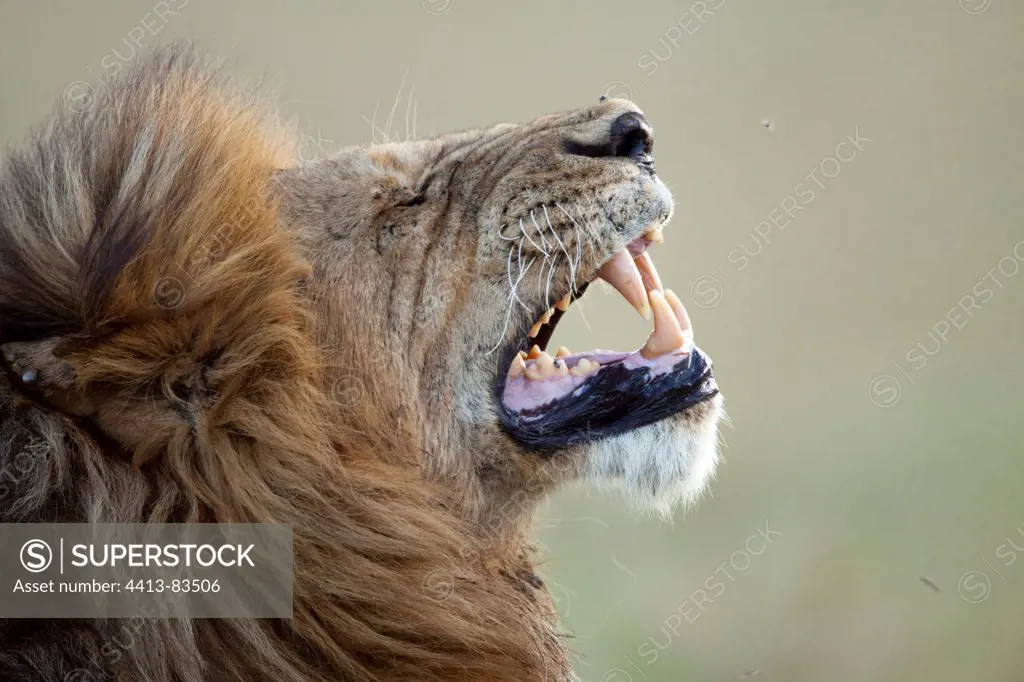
[{"x1": 596, "y1": 250, "x2": 651, "y2": 319}]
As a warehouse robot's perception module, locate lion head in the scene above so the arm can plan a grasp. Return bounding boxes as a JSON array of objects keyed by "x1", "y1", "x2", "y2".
[
  {"x1": 278, "y1": 93, "x2": 723, "y2": 523},
  {"x1": 0, "y1": 46, "x2": 721, "y2": 681}
]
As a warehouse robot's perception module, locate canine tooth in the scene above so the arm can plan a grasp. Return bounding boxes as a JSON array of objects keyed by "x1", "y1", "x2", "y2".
[
  {"x1": 555, "y1": 293, "x2": 572, "y2": 312},
  {"x1": 596, "y1": 249, "x2": 651, "y2": 319},
  {"x1": 517, "y1": 350, "x2": 528, "y2": 361},
  {"x1": 527, "y1": 345, "x2": 543, "y2": 360},
  {"x1": 555, "y1": 346, "x2": 572, "y2": 358},
  {"x1": 528, "y1": 320, "x2": 543, "y2": 337},
  {"x1": 635, "y1": 252, "x2": 663, "y2": 293},
  {"x1": 536, "y1": 352, "x2": 556, "y2": 377},
  {"x1": 642, "y1": 290, "x2": 686, "y2": 359},
  {"x1": 664, "y1": 289, "x2": 694, "y2": 344},
  {"x1": 509, "y1": 355, "x2": 527, "y2": 378},
  {"x1": 540, "y1": 309, "x2": 553, "y2": 325}
]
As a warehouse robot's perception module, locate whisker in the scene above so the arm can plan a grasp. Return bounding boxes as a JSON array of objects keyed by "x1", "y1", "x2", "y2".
[
  {"x1": 543, "y1": 205, "x2": 575, "y2": 288},
  {"x1": 507, "y1": 243, "x2": 529, "y2": 311},
  {"x1": 530, "y1": 211, "x2": 551, "y2": 252},
  {"x1": 487, "y1": 257, "x2": 536, "y2": 355},
  {"x1": 519, "y1": 217, "x2": 547, "y2": 255}
]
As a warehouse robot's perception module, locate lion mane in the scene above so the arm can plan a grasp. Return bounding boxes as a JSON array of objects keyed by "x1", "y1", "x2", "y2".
[{"x1": 0, "y1": 47, "x2": 567, "y2": 681}]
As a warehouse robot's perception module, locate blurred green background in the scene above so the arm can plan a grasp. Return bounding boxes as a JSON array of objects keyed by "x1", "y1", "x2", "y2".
[{"x1": 2, "y1": 1, "x2": 1022, "y2": 680}]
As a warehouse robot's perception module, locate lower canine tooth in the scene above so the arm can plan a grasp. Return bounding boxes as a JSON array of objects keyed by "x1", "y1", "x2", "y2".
[
  {"x1": 555, "y1": 346, "x2": 572, "y2": 358},
  {"x1": 527, "y1": 345, "x2": 542, "y2": 360},
  {"x1": 664, "y1": 289, "x2": 693, "y2": 344},
  {"x1": 642, "y1": 290, "x2": 686, "y2": 359}
]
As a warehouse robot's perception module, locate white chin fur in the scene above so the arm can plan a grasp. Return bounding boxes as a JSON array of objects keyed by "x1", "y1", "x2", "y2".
[{"x1": 584, "y1": 395, "x2": 723, "y2": 516}]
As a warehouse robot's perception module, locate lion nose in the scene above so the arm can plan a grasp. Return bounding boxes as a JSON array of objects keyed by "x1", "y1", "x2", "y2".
[
  {"x1": 609, "y1": 112, "x2": 654, "y2": 162},
  {"x1": 563, "y1": 110, "x2": 655, "y2": 167}
]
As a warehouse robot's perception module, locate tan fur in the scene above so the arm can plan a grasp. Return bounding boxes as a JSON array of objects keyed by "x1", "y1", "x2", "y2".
[{"x1": 0, "y1": 45, "x2": 721, "y2": 680}]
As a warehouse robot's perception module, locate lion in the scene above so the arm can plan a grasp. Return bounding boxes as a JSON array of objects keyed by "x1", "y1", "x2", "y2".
[{"x1": 0, "y1": 46, "x2": 722, "y2": 681}]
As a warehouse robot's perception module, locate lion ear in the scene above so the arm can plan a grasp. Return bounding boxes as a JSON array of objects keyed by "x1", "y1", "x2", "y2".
[
  {"x1": 0, "y1": 337, "x2": 91, "y2": 414},
  {"x1": 1, "y1": 336, "x2": 189, "y2": 470}
]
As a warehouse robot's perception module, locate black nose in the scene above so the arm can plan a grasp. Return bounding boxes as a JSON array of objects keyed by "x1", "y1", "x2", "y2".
[
  {"x1": 609, "y1": 112, "x2": 654, "y2": 162},
  {"x1": 563, "y1": 111, "x2": 655, "y2": 171}
]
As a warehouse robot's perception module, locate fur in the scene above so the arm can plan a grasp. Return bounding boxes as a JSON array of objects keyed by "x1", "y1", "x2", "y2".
[{"x1": 0, "y1": 44, "x2": 721, "y2": 680}]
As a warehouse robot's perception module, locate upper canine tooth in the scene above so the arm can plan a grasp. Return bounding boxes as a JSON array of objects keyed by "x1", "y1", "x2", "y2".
[
  {"x1": 634, "y1": 252, "x2": 664, "y2": 293},
  {"x1": 596, "y1": 249, "x2": 651, "y2": 320},
  {"x1": 528, "y1": 320, "x2": 543, "y2": 337},
  {"x1": 540, "y1": 309, "x2": 553, "y2": 325},
  {"x1": 509, "y1": 355, "x2": 527, "y2": 378},
  {"x1": 555, "y1": 293, "x2": 572, "y2": 312},
  {"x1": 641, "y1": 290, "x2": 686, "y2": 359},
  {"x1": 663, "y1": 289, "x2": 694, "y2": 345}
]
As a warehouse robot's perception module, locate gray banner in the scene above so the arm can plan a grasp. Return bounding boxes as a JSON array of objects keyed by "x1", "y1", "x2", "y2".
[{"x1": 0, "y1": 523, "x2": 292, "y2": 618}]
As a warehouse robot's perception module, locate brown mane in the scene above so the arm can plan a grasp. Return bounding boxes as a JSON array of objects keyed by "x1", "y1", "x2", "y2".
[{"x1": 0, "y1": 47, "x2": 567, "y2": 681}]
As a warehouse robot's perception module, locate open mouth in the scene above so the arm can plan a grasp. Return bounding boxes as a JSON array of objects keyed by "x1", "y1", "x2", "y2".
[{"x1": 497, "y1": 224, "x2": 719, "y2": 449}]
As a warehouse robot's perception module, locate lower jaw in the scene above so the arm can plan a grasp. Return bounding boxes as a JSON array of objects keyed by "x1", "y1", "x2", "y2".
[{"x1": 497, "y1": 344, "x2": 718, "y2": 451}]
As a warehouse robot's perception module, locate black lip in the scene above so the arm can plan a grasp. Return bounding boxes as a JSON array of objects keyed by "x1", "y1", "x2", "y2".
[{"x1": 495, "y1": 345, "x2": 719, "y2": 454}]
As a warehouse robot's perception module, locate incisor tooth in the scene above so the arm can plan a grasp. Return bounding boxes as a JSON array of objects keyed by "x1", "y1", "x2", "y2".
[
  {"x1": 642, "y1": 290, "x2": 686, "y2": 359},
  {"x1": 596, "y1": 250, "x2": 651, "y2": 319},
  {"x1": 527, "y1": 345, "x2": 542, "y2": 360},
  {"x1": 555, "y1": 346, "x2": 572, "y2": 358},
  {"x1": 634, "y1": 252, "x2": 663, "y2": 293},
  {"x1": 528, "y1": 320, "x2": 543, "y2": 338},
  {"x1": 664, "y1": 289, "x2": 694, "y2": 344},
  {"x1": 509, "y1": 355, "x2": 527, "y2": 378},
  {"x1": 535, "y1": 352, "x2": 556, "y2": 378},
  {"x1": 555, "y1": 293, "x2": 572, "y2": 312}
]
